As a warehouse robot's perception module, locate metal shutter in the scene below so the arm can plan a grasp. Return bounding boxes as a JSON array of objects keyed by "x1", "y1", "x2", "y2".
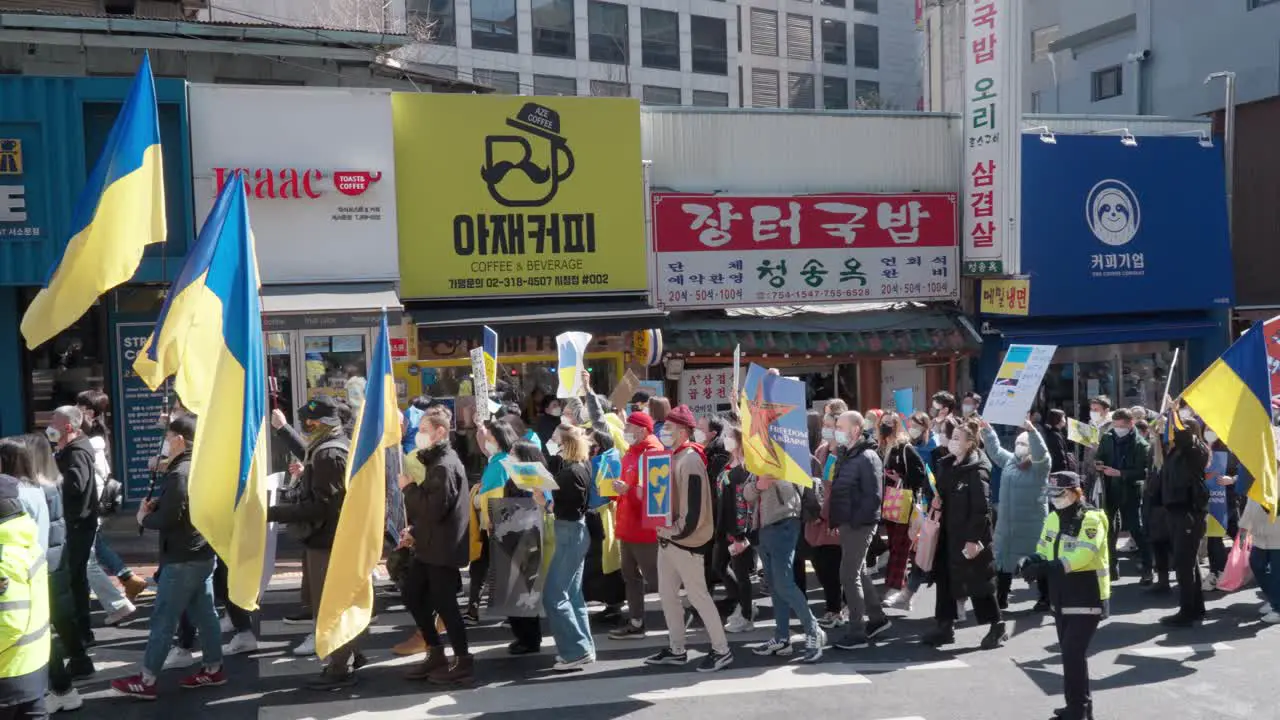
[
  {"x1": 751, "y1": 68, "x2": 780, "y2": 108},
  {"x1": 788, "y1": 73, "x2": 815, "y2": 108},
  {"x1": 692, "y1": 90, "x2": 730, "y2": 107},
  {"x1": 750, "y1": 8, "x2": 778, "y2": 56},
  {"x1": 786, "y1": 14, "x2": 813, "y2": 61},
  {"x1": 643, "y1": 85, "x2": 682, "y2": 105}
]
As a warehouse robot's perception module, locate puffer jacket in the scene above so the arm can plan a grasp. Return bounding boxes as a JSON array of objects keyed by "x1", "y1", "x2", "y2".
[
  {"x1": 826, "y1": 437, "x2": 882, "y2": 529},
  {"x1": 267, "y1": 426, "x2": 350, "y2": 549},
  {"x1": 981, "y1": 425, "x2": 1050, "y2": 573}
]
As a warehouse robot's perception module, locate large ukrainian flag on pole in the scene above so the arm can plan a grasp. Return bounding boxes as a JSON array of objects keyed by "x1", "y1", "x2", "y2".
[
  {"x1": 316, "y1": 311, "x2": 398, "y2": 659},
  {"x1": 1184, "y1": 320, "x2": 1279, "y2": 518},
  {"x1": 132, "y1": 172, "x2": 269, "y2": 610},
  {"x1": 21, "y1": 53, "x2": 166, "y2": 349}
]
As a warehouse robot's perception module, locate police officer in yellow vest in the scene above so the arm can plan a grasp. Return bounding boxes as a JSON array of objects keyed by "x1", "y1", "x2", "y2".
[
  {"x1": 1020, "y1": 471, "x2": 1110, "y2": 720},
  {"x1": 0, "y1": 474, "x2": 51, "y2": 718}
]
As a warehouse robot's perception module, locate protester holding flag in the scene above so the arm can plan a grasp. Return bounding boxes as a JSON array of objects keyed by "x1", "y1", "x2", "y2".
[
  {"x1": 607, "y1": 412, "x2": 663, "y2": 641},
  {"x1": 980, "y1": 419, "x2": 1051, "y2": 612},
  {"x1": 1157, "y1": 417, "x2": 1211, "y2": 627}
]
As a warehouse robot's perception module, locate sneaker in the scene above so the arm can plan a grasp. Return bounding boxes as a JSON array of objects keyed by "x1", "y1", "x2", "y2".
[
  {"x1": 552, "y1": 654, "x2": 595, "y2": 672},
  {"x1": 833, "y1": 632, "x2": 869, "y2": 650},
  {"x1": 882, "y1": 590, "x2": 903, "y2": 608},
  {"x1": 1201, "y1": 572, "x2": 1221, "y2": 593},
  {"x1": 462, "y1": 606, "x2": 480, "y2": 626},
  {"x1": 122, "y1": 574, "x2": 149, "y2": 602},
  {"x1": 752, "y1": 638, "x2": 793, "y2": 657},
  {"x1": 283, "y1": 611, "x2": 314, "y2": 625},
  {"x1": 644, "y1": 648, "x2": 688, "y2": 666},
  {"x1": 293, "y1": 633, "x2": 316, "y2": 656},
  {"x1": 46, "y1": 688, "x2": 83, "y2": 713},
  {"x1": 866, "y1": 617, "x2": 892, "y2": 639},
  {"x1": 180, "y1": 667, "x2": 227, "y2": 690},
  {"x1": 163, "y1": 647, "x2": 197, "y2": 670},
  {"x1": 980, "y1": 621, "x2": 1009, "y2": 650},
  {"x1": 307, "y1": 668, "x2": 357, "y2": 691},
  {"x1": 1262, "y1": 605, "x2": 1274, "y2": 617},
  {"x1": 725, "y1": 611, "x2": 753, "y2": 634},
  {"x1": 801, "y1": 627, "x2": 826, "y2": 663},
  {"x1": 816, "y1": 611, "x2": 841, "y2": 629},
  {"x1": 223, "y1": 631, "x2": 259, "y2": 656},
  {"x1": 110, "y1": 674, "x2": 157, "y2": 701},
  {"x1": 220, "y1": 615, "x2": 235, "y2": 633},
  {"x1": 1262, "y1": 611, "x2": 1280, "y2": 625},
  {"x1": 697, "y1": 649, "x2": 734, "y2": 673},
  {"x1": 104, "y1": 600, "x2": 137, "y2": 626},
  {"x1": 608, "y1": 621, "x2": 646, "y2": 640}
]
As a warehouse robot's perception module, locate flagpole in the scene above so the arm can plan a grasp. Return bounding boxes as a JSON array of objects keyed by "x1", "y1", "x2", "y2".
[{"x1": 1158, "y1": 347, "x2": 1180, "y2": 416}]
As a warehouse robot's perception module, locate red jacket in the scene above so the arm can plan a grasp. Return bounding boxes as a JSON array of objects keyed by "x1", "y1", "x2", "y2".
[{"x1": 615, "y1": 433, "x2": 665, "y2": 544}]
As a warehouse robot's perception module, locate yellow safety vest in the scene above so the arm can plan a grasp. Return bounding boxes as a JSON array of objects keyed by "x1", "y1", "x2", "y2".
[
  {"x1": 0, "y1": 515, "x2": 50, "y2": 704},
  {"x1": 1035, "y1": 505, "x2": 1111, "y2": 613}
]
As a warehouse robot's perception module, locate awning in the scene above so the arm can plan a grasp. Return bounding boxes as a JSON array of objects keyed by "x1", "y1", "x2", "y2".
[
  {"x1": 409, "y1": 297, "x2": 667, "y2": 341},
  {"x1": 261, "y1": 282, "x2": 402, "y2": 331},
  {"x1": 980, "y1": 311, "x2": 1225, "y2": 349},
  {"x1": 664, "y1": 304, "x2": 978, "y2": 356}
]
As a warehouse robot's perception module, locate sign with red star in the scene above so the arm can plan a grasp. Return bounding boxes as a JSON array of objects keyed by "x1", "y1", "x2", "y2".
[{"x1": 738, "y1": 363, "x2": 813, "y2": 488}]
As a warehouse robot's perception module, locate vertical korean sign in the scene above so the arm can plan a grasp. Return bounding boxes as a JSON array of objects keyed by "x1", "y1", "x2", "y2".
[{"x1": 962, "y1": 0, "x2": 1021, "y2": 276}]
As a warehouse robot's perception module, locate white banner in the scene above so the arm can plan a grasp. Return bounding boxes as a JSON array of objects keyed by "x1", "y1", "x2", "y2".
[
  {"x1": 984, "y1": 344, "x2": 1056, "y2": 426},
  {"x1": 676, "y1": 368, "x2": 736, "y2": 419}
]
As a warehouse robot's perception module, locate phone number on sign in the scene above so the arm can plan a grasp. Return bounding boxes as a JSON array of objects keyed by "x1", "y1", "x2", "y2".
[
  {"x1": 448, "y1": 274, "x2": 610, "y2": 291},
  {"x1": 666, "y1": 288, "x2": 745, "y2": 305}
]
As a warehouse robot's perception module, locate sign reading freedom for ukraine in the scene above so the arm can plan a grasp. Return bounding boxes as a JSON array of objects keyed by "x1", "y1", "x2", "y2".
[
  {"x1": 392, "y1": 94, "x2": 646, "y2": 300},
  {"x1": 739, "y1": 363, "x2": 812, "y2": 488}
]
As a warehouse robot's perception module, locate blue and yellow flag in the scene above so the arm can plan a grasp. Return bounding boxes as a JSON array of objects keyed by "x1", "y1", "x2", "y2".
[
  {"x1": 738, "y1": 363, "x2": 813, "y2": 488},
  {"x1": 1184, "y1": 321, "x2": 1278, "y2": 518},
  {"x1": 133, "y1": 172, "x2": 268, "y2": 611},
  {"x1": 21, "y1": 53, "x2": 166, "y2": 349},
  {"x1": 316, "y1": 312, "x2": 399, "y2": 659},
  {"x1": 483, "y1": 325, "x2": 499, "y2": 388}
]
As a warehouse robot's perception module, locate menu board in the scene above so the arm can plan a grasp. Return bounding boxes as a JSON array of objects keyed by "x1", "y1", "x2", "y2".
[{"x1": 114, "y1": 322, "x2": 171, "y2": 503}]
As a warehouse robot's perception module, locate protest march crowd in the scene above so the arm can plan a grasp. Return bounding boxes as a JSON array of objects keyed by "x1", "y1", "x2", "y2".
[{"x1": 0, "y1": 366, "x2": 1275, "y2": 720}]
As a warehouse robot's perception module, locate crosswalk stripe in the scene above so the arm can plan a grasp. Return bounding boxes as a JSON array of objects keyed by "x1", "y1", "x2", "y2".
[{"x1": 1127, "y1": 642, "x2": 1233, "y2": 657}]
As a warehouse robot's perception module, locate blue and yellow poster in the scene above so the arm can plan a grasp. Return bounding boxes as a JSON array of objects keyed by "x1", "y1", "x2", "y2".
[
  {"x1": 1205, "y1": 450, "x2": 1230, "y2": 538},
  {"x1": 644, "y1": 451, "x2": 672, "y2": 527},
  {"x1": 739, "y1": 363, "x2": 812, "y2": 488}
]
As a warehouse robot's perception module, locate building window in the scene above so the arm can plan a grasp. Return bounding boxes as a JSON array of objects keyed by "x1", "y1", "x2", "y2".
[
  {"x1": 531, "y1": 0, "x2": 575, "y2": 58},
  {"x1": 1249, "y1": 0, "x2": 1279, "y2": 8},
  {"x1": 693, "y1": 89, "x2": 730, "y2": 107},
  {"x1": 751, "y1": 68, "x2": 780, "y2": 107},
  {"x1": 789, "y1": 72, "x2": 815, "y2": 108},
  {"x1": 691, "y1": 16, "x2": 728, "y2": 75},
  {"x1": 472, "y1": 0, "x2": 517, "y2": 52},
  {"x1": 641, "y1": 8, "x2": 680, "y2": 70},
  {"x1": 589, "y1": 79, "x2": 630, "y2": 97},
  {"x1": 1092, "y1": 65, "x2": 1123, "y2": 101},
  {"x1": 853, "y1": 0, "x2": 877, "y2": 11},
  {"x1": 534, "y1": 74, "x2": 577, "y2": 96},
  {"x1": 854, "y1": 23, "x2": 879, "y2": 69},
  {"x1": 588, "y1": 1, "x2": 629, "y2": 64},
  {"x1": 750, "y1": 8, "x2": 778, "y2": 57},
  {"x1": 474, "y1": 68, "x2": 521, "y2": 94},
  {"x1": 1030, "y1": 90, "x2": 1042, "y2": 113},
  {"x1": 821, "y1": 0, "x2": 845, "y2": 7},
  {"x1": 821, "y1": 18, "x2": 846, "y2": 65},
  {"x1": 408, "y1": 0, "x2": 455, "y2": 46},
  {"x1": 854, "y1": 79, "x2": 880, "y2": 107},
  {"x1": 643, "y1": 85, "x2": 682, "y2": 105},
  {"x1": 1031, "y1": 24, "x2": 1058, "y2": 63},
  {"x1": 786, "y1": 14, "x2": 813, "y2": 61},
  {"x1": 823, "y1": 75, "x2": 848, "y2": 109}
]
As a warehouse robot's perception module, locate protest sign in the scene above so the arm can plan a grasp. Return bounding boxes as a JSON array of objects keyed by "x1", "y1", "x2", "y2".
[
  {"x1": 739, "y1": 363, "x2": 812, "y2": 488},
  {"x1": 470, "y1": 347, "x2": 491, "y2": 423},
  {"x1": 1067, "y1": 418, "x2": 1100, "y2": 448},
  {"x1": 482, "y1": 326, "x2": 499, "y2": 388},
  {"x1": 893, "y1": 388, "x2": 914, "y2": 418},
  {"x1": 556, "y1": 332, "x2": 592, "y2": 398},
  {"x1": 501, "y1": 457, "x2": 560, "y2": 493},
  {"x1": 644, "y1": 451, "x2": 672, "y2": 528},
  {"x1": 984, "y1": 344, "x2": 1056, "y2": 426},
  {"x1": 488, "y1": 498, "x2": 545, "y2": 617},
  {"x1": 1205, "y1": 450, "x2": 1230, "y2": 538},
  {"x1": 610, "y1": 369, "x2": 641, "y2": 413}
]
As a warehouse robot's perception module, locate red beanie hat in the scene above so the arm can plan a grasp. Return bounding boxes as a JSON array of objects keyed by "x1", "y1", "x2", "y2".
[
  {"x1": 665, "y1": 404, "x2": 697, "y2": 429},
  {"x1": 626, "y1": 412, "x2": 655, "y2": 434}
]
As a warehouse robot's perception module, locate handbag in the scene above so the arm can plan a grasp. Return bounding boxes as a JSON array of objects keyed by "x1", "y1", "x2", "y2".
[
  {"x1": 914, "y1": 507, "x2": 942, "y2": 572},
  {"x1": 1218, "y1": 531, "x2": 1254, "y2": 592},
  {"x1": 882, "y1": 479, "x2": 915, "y2": 525}
]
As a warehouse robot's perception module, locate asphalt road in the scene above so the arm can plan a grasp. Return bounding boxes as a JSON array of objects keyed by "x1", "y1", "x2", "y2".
[{"x1": 75, "y1": 550, "x2": 1276, "y2": 720}]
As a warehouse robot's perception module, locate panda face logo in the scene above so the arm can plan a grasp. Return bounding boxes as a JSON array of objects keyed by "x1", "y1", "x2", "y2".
[{"x1": 1086, "y1": 179, "x2": 1141, "y2": 247}]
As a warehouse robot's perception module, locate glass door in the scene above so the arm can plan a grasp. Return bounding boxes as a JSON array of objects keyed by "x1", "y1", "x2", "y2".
[
  {"x1": 299, "y1": 331, "x2": 372, "y2": 414},
  {"x1": 265, "y1": 331, "x2": 297, "y2": 474}
]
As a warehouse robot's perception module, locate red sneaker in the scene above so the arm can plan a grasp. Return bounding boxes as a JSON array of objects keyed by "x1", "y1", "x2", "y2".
[
  {"x1": 111, "y1": 674, "x2": 158, "y2": 701},
  {"x1": 180, "y1": 668, "x2": 228, "y2": 689}
]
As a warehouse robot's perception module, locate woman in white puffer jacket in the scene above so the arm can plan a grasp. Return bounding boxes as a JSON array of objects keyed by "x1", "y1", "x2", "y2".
[{"x1": 1239, "y1": 497, "x2": 1280, "y2": 624}]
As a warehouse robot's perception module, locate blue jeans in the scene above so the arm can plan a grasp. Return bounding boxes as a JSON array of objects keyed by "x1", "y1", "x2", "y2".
[
  {"x1": 94, "y1": 533, "x2": 127, "y2": 577},
  {"x1": 144, "y1": 557, "x2": 223, "y2": 676},
  {"x1": 1249, "y1": 547, "x2": 1280, "y2": 612},
  {"x1": 759, "y1": 518, "x2": 815, "y2": 638},
  {"x1": 542, "y1": 519, "x2": 594, "y2": 661}
]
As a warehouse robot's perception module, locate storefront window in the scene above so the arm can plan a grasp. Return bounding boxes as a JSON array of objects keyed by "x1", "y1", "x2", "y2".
[
  {"x1": 20, "y1": 289, "x2": 107, "y2": 429},
  {"x1": 1030, "y1": 342, "x2": 1183, "y2": 421},
  {"x1": 267, "y1": 332, "x2": 296, "y2": 474},
  {"x1": 1076, "y1": 360, "x2": 1116, "y2": 414},
  {"x1": 1121, "y1": 346, "x2": 1179, "y2": 411},
  {"x1": 303, "y1": 333, "x2": 368, "y2": 409}
]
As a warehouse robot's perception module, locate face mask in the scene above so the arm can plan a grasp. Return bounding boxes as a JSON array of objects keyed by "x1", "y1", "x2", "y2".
[
  {"x1": 834, "y1": 430, "x2": 852, "y2": 447},
  {"x1": 484, "y1": 441, "x2": 499, "y2": 456},
  {"x1": 159, "y1": 439, "x2": 171, "y2": 459},
  {"x1": 416, "y1": 432, "x2": 432, "y2": 450},
  {"x1": 879, "y1": 423, "x2": 894, "y2": 436},
  {"x1": 659, "y1": 431, "x2": 674, "y2": 447},
  {"x1": 1051, "y1": 494, "x2": 1075, "y2": 510},
  {"x1": 546, "y1": 440, "x2": 562, "y2": 456},
  {"x1": 724, "y1": 435, "x2": 738, "y2": 453},
  {"x1": 560, "y1": 415, "x2": 574, "y2": 428},
  {"x1": 1205, "y1": 430, "x2": 1218, "y2": 444},
  {"x1": 694, "y1": 429, "x2": 709, "y2": 445},
  {"x1": 623, "y1": 431, "x2": 639, "y2": 446},
  {"x1": 1179, "y1": 408, "x2": 1194, "y2": 422},
  {"x1": 548, "y1": 407, "x2": 562, "y2": 418},
  {"x1": 1090, "y1": 411, "x2": 1104, "y2": 425},
  {"x1": 1014, "y1": 444, "x2": 1030, "y2": 460},
  {"x1": 908, "y1": 426, "x2": 923, "y2": 440},
  {"x1": 1113, "y1": 426, "x2": 1130, "y2": 438},
  {"x1": 948, "y1": 439, "x2": 965, "y2": 456},
  {"x1": 961, "y1": 403, "x2": 976, "y2": 415},
  {"x1": 821, "y1": 427, "x2": 835, "y2": 441},
  {"x1": 45, "y1": 426, "x2": 61, "y2": 444}
]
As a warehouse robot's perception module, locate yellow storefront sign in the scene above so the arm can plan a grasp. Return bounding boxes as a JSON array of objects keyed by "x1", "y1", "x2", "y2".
[
  {"x1": 979, "y1": 278, "x2": 1031, "y2": 316},
  {"x1": 393, "y1": 94, "x2": 647, "y2": 299}
]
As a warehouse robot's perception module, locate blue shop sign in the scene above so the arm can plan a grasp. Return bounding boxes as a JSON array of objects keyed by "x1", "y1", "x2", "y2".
[
  {"x1": 1019, "y1": 134, "x2": 1233, "y2": 317},
  {"x1": 0, "y1": 130, "x2": 48, "y2": 245}
]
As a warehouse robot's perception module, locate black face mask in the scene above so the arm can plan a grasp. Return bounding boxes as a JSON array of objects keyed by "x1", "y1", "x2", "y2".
[
  {"x1": 1173, "y1": 430, "x2": 1193, "y2": 445},
  {"x1": 879, "y1": 423, "x2": 895, "y2": 436}
]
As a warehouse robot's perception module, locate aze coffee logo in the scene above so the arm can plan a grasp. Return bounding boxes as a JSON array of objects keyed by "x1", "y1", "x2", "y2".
[
  {"x1": 1086, "y1": 179, "x2": 1140, "y2": 247},
  {"x1": 480, "y1": 102, "x2": 575, "y2": 208},
  {"x1": 0, "y1": 139, "x2": 21, "y2": 175}
]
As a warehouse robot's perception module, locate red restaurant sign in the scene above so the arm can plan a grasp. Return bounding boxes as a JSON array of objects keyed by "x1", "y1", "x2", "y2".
[
  {"x1": 213, "y1": 167, "x2": 383, "y2": 199},
  {"x1": 650, "y1": 192, "x2": 959, "y2": 309}
]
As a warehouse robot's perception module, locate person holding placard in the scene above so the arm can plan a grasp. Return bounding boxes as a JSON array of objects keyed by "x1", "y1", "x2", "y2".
[
  {"x1": 607, "y1": 413, "x2": 664, "y2": 641},
  {"x1": 535, "y1": 427, "x2": 595, "y2": 672}
]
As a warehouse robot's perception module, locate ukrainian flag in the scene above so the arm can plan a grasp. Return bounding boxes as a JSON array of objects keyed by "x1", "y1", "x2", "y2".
[
  {"x1": 316, "y1": 312, "x2": 398, "y2": 659},
  {"x1": 133, "y1": 172, "x2": 268, "y2": 611},
  {"x1": 483, "y1": 325, "x2": 499, "y2": 388},
  {"x1": 1184, "y1": 320, "x2": 1278, "y2": 518},
  {"x1": 21, "y1": 53, "x2": 166, "y2": 349}
]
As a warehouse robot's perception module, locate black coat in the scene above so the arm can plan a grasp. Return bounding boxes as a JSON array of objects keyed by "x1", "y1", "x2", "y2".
[
  {"x1": 267, "y1": 425, "x2": 350, "y2": 549},
  {"x1": 56, "y1": 436, "x2": 99, "y2": 526},
  {"x1": 1042, "y1": 425, "x2": 1071, "y2": 473},
  {"x1": 142, "y1": 450, "x2": 214, "y2": 565},
  {"x1": 404, "y1": 442, "x2": 471, "y2": 568},
  {"x1": 937, "y1": 450, "x2": 997, "y2": 600}
]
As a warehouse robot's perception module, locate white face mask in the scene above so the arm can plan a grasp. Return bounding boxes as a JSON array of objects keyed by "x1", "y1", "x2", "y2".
[
  {"x1": 548, "y1": 406, "x2": 562, "y2": 418},
  {"x1": 484, "y1": 441, "x2": 500, "y2": 456},
  {"x1": 560, "y1": 415, "x2": 574, "y2": 428},
  {"x1": 908, "y1": 426, "x2": 924, "y2": 441},
  {"x1": 961, "y1": 403, "x2": 976, "y2": 415},
  {"x1": 623, "y1": 431, "x2": 640, "y2": 446},
  {"x1": 1113, "y1": 426, "x2": 1131, "y2": 438},
  {"x1": 1205, "y1": 430, "x2": 1218, "y2": 444},
  {"x1": 1090, "y1": 411, "x2": 1105, "y2": 425},
  {"x1": 546, "y1": 440, "x2": 562, "y2": 456},
  {"x1": 693, "y1": 429, "x2": 708, "y2": 445},
  {"x1": 835, "y1": 430, "x2": 852, "y2": 447},
  {"x1": 415, "y1": 432, "x2": 432, "y2": 450},
  {"x1": 1179, "y1": 408, "x2": 1194, "y2": 422},
  {"x1": 1051, "y1": 494, "x2": 1075, "y2": 510},
  {"x1": 724, "y1": 435, "x2": 738, "y2": 453},
  {"x1": 159, "y1": 439, "x2": 172, "y2": 458},
  {"x1": 1014, "y1": 444, "x2": 1030, "y2": 460},
  {"x1": 948, "y1": 439, "x2": 965, "y2": 456},
  {"x1": 659, "y1": 430, "x2": 674, "y2": 447},
  {"x1": 821, "y1": 427, "x2": 835, "y2": 441},
  {"x1": 45, "y1": 426, "x2": 61, "y2": 445}
]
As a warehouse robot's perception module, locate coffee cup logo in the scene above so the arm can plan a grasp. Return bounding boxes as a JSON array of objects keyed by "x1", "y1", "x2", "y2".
[{"x1": 479, "y1": 102, "x2": 575, "y2": 208}]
